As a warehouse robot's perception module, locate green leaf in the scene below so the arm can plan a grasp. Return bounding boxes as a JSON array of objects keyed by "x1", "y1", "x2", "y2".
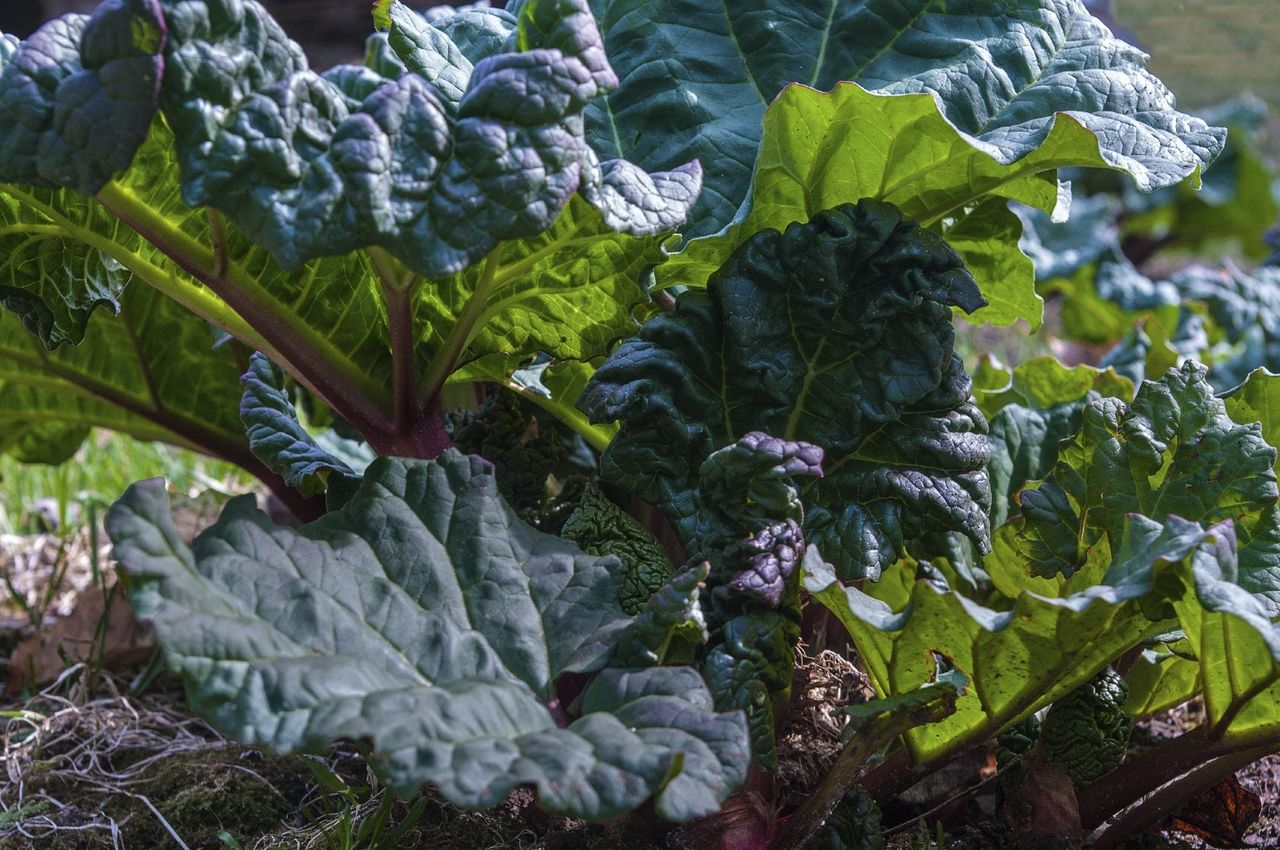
[
  {"x1": 419, "y1": 196, "x2": 664, "y2": 374},
  {"x1": 239, "y1": 353, "x2": 359, "y2": 501},
  {"x1": 3, "y1": 122, "x2": 396, "y2": 419},
  {"x1": 1124, "y1": 641, "x2": 1200, "y2": 718},
  {"x1": 561, "y1": 483, "x2": 674, "y2": 615},
  {"x1": 1122, "y1": 95, "x2": 1279, "y2": 261},
  {"x1": 579, "y1": 0, "x2": 1224, "y2": 325},
  {"x1": 973, "y1": 356, "x2": 1134, "y2": 421},
  {"x1": 157, "y1": 0, "x2": 699, "y2": 278},
  {"x1": 976, "y1": 356, "x2": 1134, "y2": 528},
  {"x1": 108, "y1": 452, "x2": 749, "y2": 821},
  {"x1": 1224, "y1": 368, "x2": 1280, "y2": 471},
  {"x1": 0, "y1": 0, "x2": 165, "y2": 195},
  {"x1": 579, "y1": 0, "x2": 1224, "y2": 247},
  {"x1": 0, "y1": 282, "x2": 251, "y2": 469},
  {"x1": 1111, "y1": 518, "x2": 1280, "y2": 744},
  {"x1": 939, "y1": 199, "x2": 1043, "y2": 329},
  {"x1": 2, "y1": 115, "x2": 662, "y2": 455},
  {"x1": 0, "y1": 199, "x2": 128, "y2": 347},
  {"x1": 805, "y1": 514, "x2": 1280, "y2": 761},
  {"x1": 1007, "y1": 363, "x2": 1278, "y2": 581},
  {"x1": 613, "y1": 562, "x2": 709, "y2": 667},
  {"x1": 582, "y1": 201, "x2": 992, "y2": 581}
]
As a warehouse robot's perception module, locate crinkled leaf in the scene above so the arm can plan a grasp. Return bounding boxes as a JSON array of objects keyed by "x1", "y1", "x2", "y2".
[
  {"x1": 1010, "y1": 363, "x2": 1278, "y2": 580},
  {"x1": 806, "y1": 515, "x2": 1280, "y2": 761},
  {"x1": 977, "y1": 357, "x2": 1134, "y2": 529},
  {"x1": 694, "y1": 433, "x2": 824, "y2": 552},
  {"x1": 703, "y1": 608, "x2": 798, "y2": 772},
  {"x1": 158, "y1": 0, "x2": 699, "y2": 278},
  {"x1": 561, "y1": 483, "x2": 674, "y2": 614},
  {"x1": 578, "y1": 0, "x2": 1223, "y2": 245},
  {"x1": 988, "y1": 401, "x2": 1094, "y2": 532},
  {"x1": 1224, "y1": 369, "x2": 1280, "y2": 472},
  {"x1": 590, "y1": 0, "x2": 1225, "y2": 325},
  {"x1": 108, "y1": 452, "x2": 749, "y2": 820},
  {"x1": 239, "y1": 353, "x2": 359, "y2": 501},
  {"x1": 582, "y1": 201, "x2": 992, "y2": 581},
  {"x1": 613, "y1": 562, "x2": 709, "y2": 667},
  {"x1": 717, "y1": 518, "x2": 805, "y2": 610},
  {"x1": 4, "y1": 120, "x2": 666, "y2": 454},
  {"x1": 0, "y1": 0, "x2": 165, "y2": 195}
]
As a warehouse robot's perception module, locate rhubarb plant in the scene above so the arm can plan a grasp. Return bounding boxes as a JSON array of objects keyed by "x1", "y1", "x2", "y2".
[{"x1": 4, "y1": 0, "x2": 1278, "y2": 846}]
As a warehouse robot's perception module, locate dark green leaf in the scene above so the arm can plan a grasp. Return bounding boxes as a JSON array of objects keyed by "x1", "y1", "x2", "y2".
[
  {"x1": 0, "y1": 0, "x2": 164, "y2": 195},
  {"x1": 1011, "y1": 362, "x2": 1278, "y2": 580},
  {"x1": 582, "y1": 201, "x2": 992, "y2": 581},
  {"x1": 561, "y1": 483, "x2": 674, "y2": 614},
  {"x1": 158, "y1": 0, "x2": 699, "y2": 278},
  {"x1": 239, "y1": 353, "x2": 359, "y2": 500}
]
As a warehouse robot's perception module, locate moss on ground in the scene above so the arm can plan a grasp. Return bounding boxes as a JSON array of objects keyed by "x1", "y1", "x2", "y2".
[{"x1": 2, "y1": 746, "x2": 311, "y2": 850}]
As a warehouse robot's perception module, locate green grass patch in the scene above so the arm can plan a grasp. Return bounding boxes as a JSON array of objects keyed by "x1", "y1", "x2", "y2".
[{"x1": 0, "y1": 433, "x2": 252, "y2": 536}]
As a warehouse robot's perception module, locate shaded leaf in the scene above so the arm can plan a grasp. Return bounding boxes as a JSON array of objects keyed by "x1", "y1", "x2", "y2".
[
  {"x1": 108, "y1": 452, "x2": 749, "y2": 821},
  {"x1": 239, "y1": 353, "x2": 359, "y2": 501}
]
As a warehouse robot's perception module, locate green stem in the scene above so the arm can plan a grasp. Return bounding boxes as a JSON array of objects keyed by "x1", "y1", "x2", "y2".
[
  {"x1": 419, "y1": 252, "x2": 501, "y2": 409},
  {"x1": 1, "y1": 186, "x2": 274, "y2": 355},
  {"x1": 94, "y1": 181, "x2": 396, "y2": 448},
  {"x1": 502, "y1": 375, "x2": 615, "y2": 453}
]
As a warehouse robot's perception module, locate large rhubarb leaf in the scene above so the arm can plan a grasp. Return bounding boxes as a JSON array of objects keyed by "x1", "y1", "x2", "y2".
[
  {"x1": 0, "y1": 282, "x2": 250, "y2": 468},
  {"x1": 157, "y1": 0, "x2": 698, "y2": 278},
  {"x1": 109, "y1": 452, "x2": 749, "y2": 820},
  {"x1": 2, "y1": 117, "x2": 664, "y2": 453},
  {"x1": 573, "y1": 0, "x2": 1226, "y2": 326},
  {"x1": 0, "y1": 0, "x2": 165, "y2": 195},
  {"x1": 807, "y1": 515, "x2": 1280, "y2": 762},
  {"x1": 582, "y1": 201, "x2": 992, "y2": 581},
  {"x1": 576, "y1": 0, "x2": 1223, "y2": 240}
]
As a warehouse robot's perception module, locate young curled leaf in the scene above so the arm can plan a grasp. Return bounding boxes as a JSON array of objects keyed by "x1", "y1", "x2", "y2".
[
  {"x1": 582, "y1": 200, "x2": 992, "y2": 581},
  {"x1": 719, "y1": 518, "x2": 805, "y2": 609},
  {"x1": 561, "y1": 483, "x2": 674, "y2": 614},
  {"x1": 239, "y1": 352, "x2": 359, "y2": 504}
]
